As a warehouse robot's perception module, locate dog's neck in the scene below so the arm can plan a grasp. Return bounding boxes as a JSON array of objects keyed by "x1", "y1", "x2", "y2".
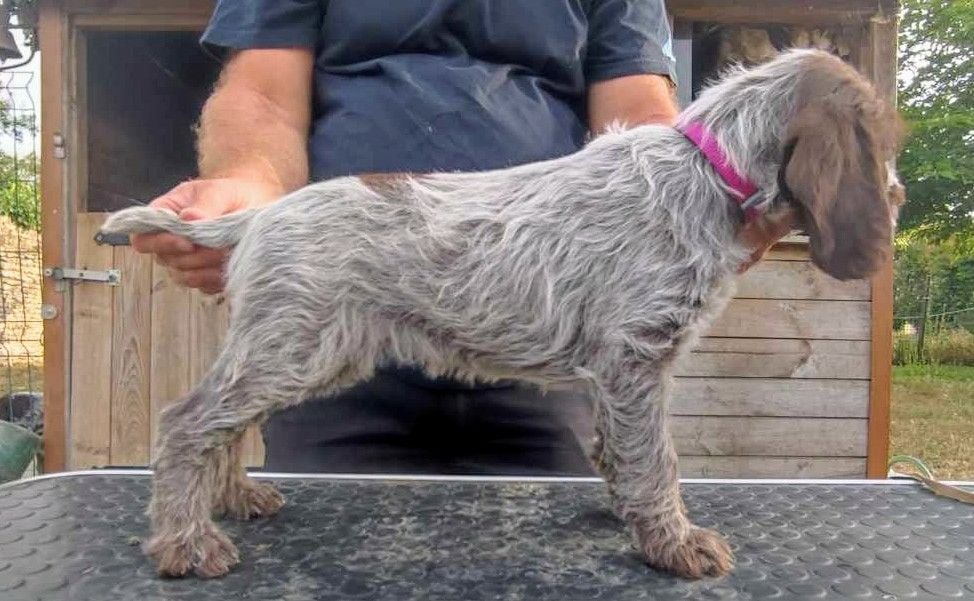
[
  {"x1": 673, "y1": 54, "x2": 814, "y2": 224},
  {"x1": 677, "y1": 121, "x2": 769, "y2": 223}
]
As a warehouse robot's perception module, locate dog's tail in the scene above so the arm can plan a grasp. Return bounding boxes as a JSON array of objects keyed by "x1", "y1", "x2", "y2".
[{"x1": 99, "y1": 206, "x2": 260, "y2": 248}]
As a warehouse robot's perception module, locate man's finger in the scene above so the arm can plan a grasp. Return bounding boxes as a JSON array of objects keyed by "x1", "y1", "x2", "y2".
[
  {"x1": 172, "y1": 267, "x2": 225, "y2": 292},
  {"x1": 198, "y1": 282, "x2": 225, "y2": 296},
  {"x1": 147, "y1": 180, "x2": 199, "y2": 212},
  {"x1": 131, "y1": 232, "x2": 195, "y2": 255},
  {"x1": 178, "y1": 182, "x2": 244, "y2": 222},
  {"x1": 163, "y1": 248, "x2": 228, "y2": 271}
]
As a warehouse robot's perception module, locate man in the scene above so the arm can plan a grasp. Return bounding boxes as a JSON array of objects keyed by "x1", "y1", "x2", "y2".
[{"x1": 133, "y1": 1, "x2": 782, "y2": 475}]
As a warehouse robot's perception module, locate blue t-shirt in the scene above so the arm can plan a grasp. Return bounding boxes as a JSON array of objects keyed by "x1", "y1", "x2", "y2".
[{"x1": 201, "y1": 0, "x2": 676, "y2": 181}]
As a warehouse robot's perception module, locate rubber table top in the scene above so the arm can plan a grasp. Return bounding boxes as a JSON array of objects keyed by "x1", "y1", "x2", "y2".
[{"x1": 0, "y1": 472, "x2": 973, "y2": 600}]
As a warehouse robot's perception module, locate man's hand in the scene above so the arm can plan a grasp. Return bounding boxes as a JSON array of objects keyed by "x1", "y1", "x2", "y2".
[
  {"x1": 131, "y1": 178, "x2": 283, "y2": 294},
  {"x1": 136, "y1": 47, "x2": 314, "y2": 294}
]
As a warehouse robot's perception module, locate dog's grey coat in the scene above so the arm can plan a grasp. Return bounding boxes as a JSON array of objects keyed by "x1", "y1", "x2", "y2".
[{"x1": 100, "y1": 49, "x2": 903, "y2": 579}]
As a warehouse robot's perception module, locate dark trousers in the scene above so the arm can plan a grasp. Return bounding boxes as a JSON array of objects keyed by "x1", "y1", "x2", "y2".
[{"x1": 262, "y1": 367, "x2": 596, "y2": 477}]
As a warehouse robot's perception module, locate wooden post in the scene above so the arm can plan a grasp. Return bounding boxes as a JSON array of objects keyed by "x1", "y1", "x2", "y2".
[
  {"x1": 39, "y1": 0, "x2": 67, "y2": 472},
  {"x1": 916, "y1": 271, "x2": 932, "y2": 360},
  {"x1": 672, "y1": 20, "x2": 694, "y2": 109},
  {"x1": 862, "y1": 10, "x2": 898, "y2": 479}
]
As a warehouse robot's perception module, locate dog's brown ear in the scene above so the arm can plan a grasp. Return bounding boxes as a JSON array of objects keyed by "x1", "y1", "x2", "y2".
[{"x1": 781, "y1": 97, "x2": 894, "y2": 281}]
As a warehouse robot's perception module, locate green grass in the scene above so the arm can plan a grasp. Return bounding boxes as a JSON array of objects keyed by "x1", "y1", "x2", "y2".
[
  {"x1": 894, "y1": 364, "x2": 974, "y2": 382},
  {"x1": 891, "y1": 364, "x2": 974, "y2": 480}
]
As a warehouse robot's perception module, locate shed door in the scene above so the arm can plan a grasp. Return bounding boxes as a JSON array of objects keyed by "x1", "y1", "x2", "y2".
[{"x1": 67, "y1": 28, "x2": 263, "y2": 469}]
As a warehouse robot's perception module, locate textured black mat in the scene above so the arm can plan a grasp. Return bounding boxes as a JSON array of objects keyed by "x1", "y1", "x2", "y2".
[{"x1": 0, "y1": 473, "x2": 972, "y2": 600}]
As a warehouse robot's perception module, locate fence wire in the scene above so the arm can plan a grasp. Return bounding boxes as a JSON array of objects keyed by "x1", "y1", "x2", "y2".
[
  {"x1": 893, "y1": 250, "x2": 974, "y2": 366},
  {"x1": 0, "y1": 66, "x2": 44, "y2": 461}
]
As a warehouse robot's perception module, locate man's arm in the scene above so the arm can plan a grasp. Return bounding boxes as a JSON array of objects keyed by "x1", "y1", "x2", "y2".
[
  {"x1": 132, "y1": 48, "x2": 313, "y2": 293},
  {"x1": 196, "y1": 48, "x2": 313, "y2": 189},
  {"x1": 584, "y1": 0, "x2": 678, "y2": 132},
  {"x1": 587, "y1": 73, "x2": 679, "y2": 133}
]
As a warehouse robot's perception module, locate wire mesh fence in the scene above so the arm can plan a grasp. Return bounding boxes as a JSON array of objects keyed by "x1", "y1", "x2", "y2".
[
  {"x1": 0, "y1": 65, "x2": 43, "y2": 478},
  {"x1": 893, "y1": 245, "x2": 974, "y2": 366}
]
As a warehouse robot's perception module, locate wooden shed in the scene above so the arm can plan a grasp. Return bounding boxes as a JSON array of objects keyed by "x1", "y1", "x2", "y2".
[{"x1": 37, "y1": 0, "x2": 898, "y2": 478}]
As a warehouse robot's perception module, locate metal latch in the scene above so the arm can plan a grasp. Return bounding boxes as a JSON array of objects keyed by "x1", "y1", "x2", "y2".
[
  {"x1": 44, "y1": 267, "x2": 121, "y2": 286},
  {"x1": 94, "y1": 231, "x2": 131, "y2": 246}
]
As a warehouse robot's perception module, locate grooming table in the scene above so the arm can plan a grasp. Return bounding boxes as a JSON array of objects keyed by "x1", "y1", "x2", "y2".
[{"x1": 1, "y1": 472, "x2": 972, "y2": 600}]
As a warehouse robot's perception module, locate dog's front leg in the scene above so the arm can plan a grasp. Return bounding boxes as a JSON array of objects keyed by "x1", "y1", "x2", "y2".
[{"x1": 593, "y1": 373, "x2": 733, "y2": 578}]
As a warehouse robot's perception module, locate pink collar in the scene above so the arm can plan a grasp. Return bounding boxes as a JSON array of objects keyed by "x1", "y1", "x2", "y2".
[{"x1": 679, "y1": 121, "x2": 763, "y2": 222}]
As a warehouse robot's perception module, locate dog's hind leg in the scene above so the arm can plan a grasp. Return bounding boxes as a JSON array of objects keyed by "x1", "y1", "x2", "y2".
[
  {"x1": 592, "y1": 368, "x2": 733, "y2": 579},
  {"x1": 211, "y1": 426, "x2": 285, "y2": 521},
  {"x1": 145, "y1": 315, "x2": 374, "y2": 578},
  {"x1": 144, "y1": 366, "x2": 248, "y2": 579},
  {"x1": 146, "y1": 363, "x2": 308, "y2": 578}
]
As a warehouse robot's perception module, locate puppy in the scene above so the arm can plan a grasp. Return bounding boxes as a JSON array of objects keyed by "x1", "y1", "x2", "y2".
[{"x1": 101, "y1": 49, "x2": 905, "y2": 579}]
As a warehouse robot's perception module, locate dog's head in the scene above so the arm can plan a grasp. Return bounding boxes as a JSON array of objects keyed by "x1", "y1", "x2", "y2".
[{"x1": 777, "y1": 50, "x2": 906, "y2": 281}]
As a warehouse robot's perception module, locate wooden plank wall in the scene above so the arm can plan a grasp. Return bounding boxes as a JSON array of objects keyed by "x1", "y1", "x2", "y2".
[
  {"x1": 68, "y1": 214, "x2": 262, "y2": 469},
  {"x1": 672, "y1": 245, "x2": 870, "y2": 478}
]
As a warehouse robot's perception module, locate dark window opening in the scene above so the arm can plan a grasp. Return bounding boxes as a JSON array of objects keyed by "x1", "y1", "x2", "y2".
[{"x1": 85, "y1": 30, "x2": 222, "y2": 212}]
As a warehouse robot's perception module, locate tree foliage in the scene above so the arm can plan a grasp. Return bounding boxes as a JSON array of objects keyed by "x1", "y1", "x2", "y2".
[
  {"x1": 0, "y1": 152, "x2": 39, "y2": 230},
  {"x1": 897, "y1": 0, "x2": 974, "y2": 240},
  {"x1": 0, "y1": 99, "x2": 39, "y2": 231}
]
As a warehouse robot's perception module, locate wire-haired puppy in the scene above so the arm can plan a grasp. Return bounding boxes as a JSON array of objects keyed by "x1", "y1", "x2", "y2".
[{"x1": 101, "y1": 49, "x2": 905, "y2": 579}]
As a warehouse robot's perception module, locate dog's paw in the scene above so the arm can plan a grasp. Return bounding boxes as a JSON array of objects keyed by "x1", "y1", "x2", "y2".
[
  {"x1": 144, "y1": 523, "x2": 240, "y2": 579},
  {"x1": 641, "y1": 527, "x2": 734, "y2": 579},
  {"x1": 223, "y1": 479, "x2": 286, "y2": 520}
]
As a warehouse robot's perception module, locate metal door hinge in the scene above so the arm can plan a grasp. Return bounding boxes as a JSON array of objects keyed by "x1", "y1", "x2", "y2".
[{"x1": 44, "y1": 266, "x2": 121, "y2": 286}]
